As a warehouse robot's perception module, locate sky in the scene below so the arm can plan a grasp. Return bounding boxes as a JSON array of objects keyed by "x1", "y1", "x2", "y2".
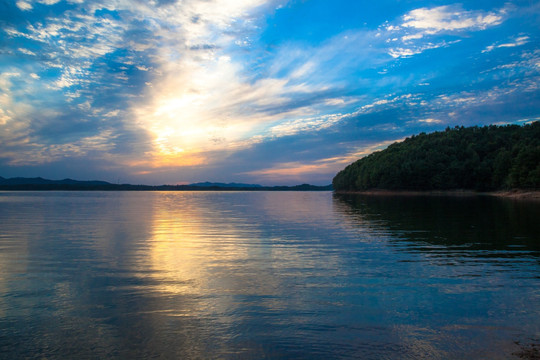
[{"x1": 0, "y1": 0, "x2": 539, "y2": 185}]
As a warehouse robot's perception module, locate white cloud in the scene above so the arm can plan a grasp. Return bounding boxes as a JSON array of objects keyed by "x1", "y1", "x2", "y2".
[
  {"x1": 290, "y1": 61, "x2": 316, "y2": 79},
  {"x1": 483, "y1": 36, "x2": 530, "y2": 53},
  {"x1": 18, "y1": 48, "x2": 36, "y2": 56},
  {"x1": 401, "y1": 5, "x2": 504, "y2": 33},
  {"x1": 15, "y1": 1, "x2": 32, "y2": 11},
  {"x1": 136, "y1": 65, "x2": 150, "y2": 71},
  {"x1": 385, "y1": 5, "x2": 507, "y2": 58},
  {"x1": 4, "y1": 130, "x2": 119, "y2": 166},
  {"x1": 388, "y1": 40, "x2": 460, "y2": 58},
  {"x1": 417, "y1": 118, "x2": 443, "y2": 124},
  {"x1": 51, "y1": 66, "x2": 90, "y2": 89},
  {"x1": 324, "y1": 97, "x2": 357, "y2": 107},
  {"x1": 268, "y1": 113, "x2": 345, "y2": 137},
  {"x1": 401, "y1": 33, "x2": 424, "y2": 42},
  {"x1": 388, "y1": 47, "x2": 419, "y2": 58},
  {"x1": 0, "y1": 71, "x2": 37, "y2": 155},
  {"x1": 357, "y1": 93, "x2": 419, "y2": 113}
]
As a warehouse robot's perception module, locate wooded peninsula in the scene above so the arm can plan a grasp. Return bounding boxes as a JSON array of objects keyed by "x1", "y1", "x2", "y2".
[{"x1": 333, "y1": 122, "x2": 539, "y2": 192}]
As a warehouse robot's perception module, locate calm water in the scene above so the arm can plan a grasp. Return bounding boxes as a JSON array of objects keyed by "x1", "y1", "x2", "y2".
[{"x1": 0, "y1": 191, "x2": 538, "y2": 359}]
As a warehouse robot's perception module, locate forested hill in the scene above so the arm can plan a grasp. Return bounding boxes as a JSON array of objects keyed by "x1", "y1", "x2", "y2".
[{"x1": 333, "y1": 122, "x2": 540, "y2": 192}]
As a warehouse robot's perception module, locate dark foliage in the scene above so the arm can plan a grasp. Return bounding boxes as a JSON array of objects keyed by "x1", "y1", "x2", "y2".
[{"x1": 333, "y1": 122, "x2": 540, "y2": 192}]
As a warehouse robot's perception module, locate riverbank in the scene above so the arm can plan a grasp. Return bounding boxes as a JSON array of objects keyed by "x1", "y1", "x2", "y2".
[
  {"x1": 489, "y1": 190, "x2": 540, "y2": 200},
  {"x1": 334, "y1": 189, "x2": 540, "y2": 200}
]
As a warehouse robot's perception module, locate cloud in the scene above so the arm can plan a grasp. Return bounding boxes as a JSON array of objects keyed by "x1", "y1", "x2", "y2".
[
  {"x1": 128, "y1": 2, "x2": 386, "y2": 169},
  {"x1": 388, "y1": 40, "x2": 459, "y2": 58},
  {"x1": 4, "y1": 130, "x2": 118, "y2": 166},
  {"x1": 241, "y1": 160, "x2": 339, "y2": 183},
  {"x1": 10, "y1": 1, "x2": 504, "y2": 175},
  {"x1": 401, "y1": 5, "x2": 504, "y2": 33},
  {"x1": 267, "y1": 113, "x2": 345, "y2": 137},
  {"x1": 356, "y1": 94, "x2": 421, "y2": 114},
  {"x1": 15, "y1": 1, "x2": 32, "y2": 11},
  {"x1": 408, "y1": 118, "x2": 443, "y2": 125},
  {"x1": 483, "y1": 36, "x2": 530, "y2": 53},
  {"x1": 385, "y1": 4, "x2": 507, "y2": 58},
  {"x1": 1, "y1": 1, "x2": 538, "y2": 185},
  {"x1": 18, "y1": 48, "x2": 36, "y2": 56},
  {"x1": 239, "y1": 139, "x2": 399, "y2": 184}
]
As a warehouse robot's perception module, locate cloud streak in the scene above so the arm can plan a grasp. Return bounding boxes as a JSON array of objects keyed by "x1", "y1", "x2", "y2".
[{"x1": 483, "y1": 36, "x2": 530, "y2": 53}]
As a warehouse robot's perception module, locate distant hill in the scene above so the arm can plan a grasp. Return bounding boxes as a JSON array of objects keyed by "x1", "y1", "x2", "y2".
[
  {"x1": 0, "y1": 177, "x2": 111, "y2": 186},
  {"x1": 190, "y1": 182, "x2": 262, "y2": 188},
  {"x1": 333, "y1": 122, "x2": 540, "y2": 192},
  {"x1": 270, "y1": 183, "x2": 333, "y2": 191},
  {"x1": 0, "y1": 177, "x2": 332, "y2": 191}
]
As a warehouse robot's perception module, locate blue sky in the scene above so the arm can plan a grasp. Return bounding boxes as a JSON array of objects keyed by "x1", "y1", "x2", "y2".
[{"x1": 0, "y1": 0, "x2": 538, "y2": 185}]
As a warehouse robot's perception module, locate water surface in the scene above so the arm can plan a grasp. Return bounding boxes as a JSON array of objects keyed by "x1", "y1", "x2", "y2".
[{"x1": 0, "y1": 191, "x2": 538, "y2": 359}]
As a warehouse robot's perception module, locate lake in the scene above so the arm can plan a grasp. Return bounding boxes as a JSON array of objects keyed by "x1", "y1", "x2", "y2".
[{"x1": 0, "y1": 191, "x2": 538, "y2": 359}]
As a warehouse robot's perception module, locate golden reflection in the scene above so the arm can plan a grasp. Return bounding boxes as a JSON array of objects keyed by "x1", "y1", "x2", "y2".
[
  {"x1": 127, "y1": 192, "x2": 346, "y2": 324},
  {"x1": 142, "y1": 193, "x2": 253, "y2": 296},
  {"x1": 139, "y1": 193, "x2": 305, "y2": 300}
]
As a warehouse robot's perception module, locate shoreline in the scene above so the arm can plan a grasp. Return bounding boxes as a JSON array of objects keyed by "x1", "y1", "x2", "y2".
[{"x1": 334, "y1": 189, "x2": 540, "y2": 200}]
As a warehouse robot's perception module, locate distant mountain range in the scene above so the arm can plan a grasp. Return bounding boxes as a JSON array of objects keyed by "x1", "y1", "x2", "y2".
[
  {"x1": 0, "y1": 176, "x2": 111, "y2": 186},
  {"x1": 189, "y1": 182, "x2": 262, "y2": 188},
  {"x1": 0, "y1": 176, "x2": 332, "y2": 191}
]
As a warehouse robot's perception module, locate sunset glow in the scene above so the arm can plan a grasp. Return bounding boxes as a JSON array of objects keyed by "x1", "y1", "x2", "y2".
[{"x1": 1, "y1": 0, "x2": 538, "y2": 184}]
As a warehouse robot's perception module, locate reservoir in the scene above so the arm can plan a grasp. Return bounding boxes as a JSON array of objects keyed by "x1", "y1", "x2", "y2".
[{"x1": 0, "y1": 191, "x2": 538, "y2": 359}]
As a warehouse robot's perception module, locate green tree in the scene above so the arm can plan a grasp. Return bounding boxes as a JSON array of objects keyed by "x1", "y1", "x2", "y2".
[{"x1": 333, "y1": 122, "x2": 539, "y2": 192}]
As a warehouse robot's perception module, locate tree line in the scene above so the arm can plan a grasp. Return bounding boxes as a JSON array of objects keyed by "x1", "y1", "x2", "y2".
[{"x1": 333, "y1": 122, "x2": 540, "y2": 192}]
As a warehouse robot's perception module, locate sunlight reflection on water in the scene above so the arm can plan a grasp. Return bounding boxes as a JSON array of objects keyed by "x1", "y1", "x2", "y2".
[{"x1": 0, "y1": 191, "x2": 538, "y2": 359}]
